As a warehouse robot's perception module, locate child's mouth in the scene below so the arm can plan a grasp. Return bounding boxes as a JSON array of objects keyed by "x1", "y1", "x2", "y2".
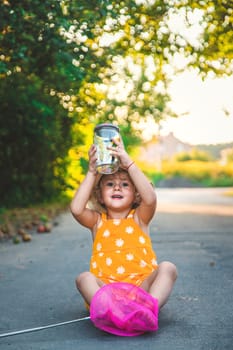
[{"x1": 112, "y1": 194, "x2": 123, "y2": 199}]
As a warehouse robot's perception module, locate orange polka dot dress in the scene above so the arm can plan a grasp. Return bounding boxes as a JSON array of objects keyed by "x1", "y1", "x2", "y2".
[{"x1": 90, "y1": 210, "x2": 158, "y2": 286}]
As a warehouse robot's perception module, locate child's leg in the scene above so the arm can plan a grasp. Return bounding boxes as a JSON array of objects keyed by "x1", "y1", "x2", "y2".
[
  {"x1": 140, "y1": 261, "x2": 177, "y2": 308},
  {"x1": 76, "y1": 271, "x2": 105, "y2": 305}
]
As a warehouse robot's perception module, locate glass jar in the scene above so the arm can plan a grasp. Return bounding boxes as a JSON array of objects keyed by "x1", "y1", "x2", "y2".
[{"x1": 94, "y1": 123, "x2": 120, "y2": 174}]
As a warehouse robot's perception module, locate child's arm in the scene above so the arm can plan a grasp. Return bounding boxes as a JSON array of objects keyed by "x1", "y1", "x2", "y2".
[
  {"x1": 110, "y1": 140, "x2": 157, "y2": 225},
  {"x1": 70, "y1": 145, "x2": 99, "y2": 229},
  {"x1": 127, "y1": 161, "x2": 157, "y2": 224}
]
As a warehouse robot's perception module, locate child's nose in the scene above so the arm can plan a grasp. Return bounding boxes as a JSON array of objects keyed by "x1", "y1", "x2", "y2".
[{"x1": 113, "y1": 182, "x2": 121, "y2": 189}]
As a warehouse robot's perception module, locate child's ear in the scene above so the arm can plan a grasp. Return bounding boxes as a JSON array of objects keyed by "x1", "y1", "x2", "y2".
[{"x1": 96, "y1": 188, "x2": 104, "y2": 205}]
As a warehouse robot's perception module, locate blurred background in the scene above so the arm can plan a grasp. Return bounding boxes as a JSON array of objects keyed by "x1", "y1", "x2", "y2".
[{"x1": 0, "y1": 0, "x2": 233, "y2": 239}]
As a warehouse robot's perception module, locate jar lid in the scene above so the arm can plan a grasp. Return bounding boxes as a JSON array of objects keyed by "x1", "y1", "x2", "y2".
[{"x1": 94, "y1": 123, "x2": 119, "y2": 132}]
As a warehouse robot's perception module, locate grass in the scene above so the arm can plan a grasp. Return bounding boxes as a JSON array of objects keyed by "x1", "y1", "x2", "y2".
[{"x1": 140, "y1": 160, "x2": 233, "y2": 187}]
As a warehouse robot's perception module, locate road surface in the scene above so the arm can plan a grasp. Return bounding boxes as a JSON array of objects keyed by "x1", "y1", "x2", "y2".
[{"x1": 0, "y1": 188, "x2": 233, "y2": 349}]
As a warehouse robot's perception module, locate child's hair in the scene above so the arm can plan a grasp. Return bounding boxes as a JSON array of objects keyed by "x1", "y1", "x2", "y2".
[{"x1": 88, "y1": 168, "x2": 141, "y2": 213}]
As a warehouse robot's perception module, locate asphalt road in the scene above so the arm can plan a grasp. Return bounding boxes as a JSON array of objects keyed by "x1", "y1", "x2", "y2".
[{"x1": 0, "y1": 188, "x2": 233, "y2": 350}]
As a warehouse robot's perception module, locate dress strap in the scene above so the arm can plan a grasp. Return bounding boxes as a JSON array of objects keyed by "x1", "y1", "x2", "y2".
[
  {"x1": 127, "y1": 209, "x2": 135, "y2": 218},
  {"x1": 101, "y1": 212, "x2": 107, "y2": 221},
  {"x1": 101, "y1": 210, "x2": 134, "y2": 220}
]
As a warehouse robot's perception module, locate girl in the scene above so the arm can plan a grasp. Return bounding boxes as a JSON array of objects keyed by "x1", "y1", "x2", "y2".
[{"x1": 70, "y1": 139, "x2": 177, "y2": 332}]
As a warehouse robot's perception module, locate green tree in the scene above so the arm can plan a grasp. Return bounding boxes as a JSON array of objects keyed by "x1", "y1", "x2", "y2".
[
  {"x1": 181, "y1": 0, "x2": 233, "y2": 76},
  {"x1": 68, "y1": 0, "x2": 233, "y2": 142},
  {"x1": 1, "y1": 0, "x2": 232, "y2": 207},
  {"x1": 0, "y1": 0, "x2": 111, "y2": 206}
]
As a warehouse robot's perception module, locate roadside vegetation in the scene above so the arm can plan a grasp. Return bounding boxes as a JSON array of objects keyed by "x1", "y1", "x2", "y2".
[
  {"x1": 1, "y1": 1, "x2": 233, "y2": 243},
  {"x1": 144, "y1": 160, "x2": 233, "y2": 188},
  {"x1": 137, "y1": 147, "x2": 233, "y2": 188}
]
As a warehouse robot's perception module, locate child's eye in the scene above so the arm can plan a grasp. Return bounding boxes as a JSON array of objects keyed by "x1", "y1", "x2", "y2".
[
  {"x1": 122, "y1": 182, "x2": 129, "y2": 187},
  {"x1": 106, "y1": 181, "x2": 114, "y2": 187}
]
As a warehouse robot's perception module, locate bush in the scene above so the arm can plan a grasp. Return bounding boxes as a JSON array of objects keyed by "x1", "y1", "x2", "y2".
[
  {"x1": 227, "y1": 150, "x2": 233, "y2": 163},
  {"x1": 162, "y1": 160, "x2": 233, "y2": 186},
  {"x1": 139, "y1": 159, "x2": 233, "y2": 187},
  {"x1": 175, "y1": 148, "x2": 212, "y2": 162}
]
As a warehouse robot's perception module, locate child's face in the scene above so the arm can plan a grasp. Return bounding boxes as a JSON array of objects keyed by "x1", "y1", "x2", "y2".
[{"x1": 99, "y1": 171, "x2": 136, "y2": 211}]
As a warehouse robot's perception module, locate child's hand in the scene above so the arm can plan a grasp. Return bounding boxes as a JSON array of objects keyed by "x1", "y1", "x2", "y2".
[
  {"x1": 88, "y1": 144, "x2": 97, "y2": 174},
  {"x1": 109, "y1": 138, "x2": 133, "y2": 170}
]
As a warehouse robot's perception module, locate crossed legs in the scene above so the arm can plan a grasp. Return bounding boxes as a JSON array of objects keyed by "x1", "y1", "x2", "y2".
[
  {"x1": 76, "y1": 261, "x2": 177, "y2": 308},
  {"x1": 140, "y1": 261, "x2": 177, "y2": 308},
  {"x1": 76, "y1": 272, "x2": 105, "y2": 306}
]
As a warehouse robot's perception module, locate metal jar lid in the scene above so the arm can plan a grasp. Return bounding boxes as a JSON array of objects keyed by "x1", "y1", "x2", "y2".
[{"x1": 94, "y1": 123, "x2": 119, "y2": 132}]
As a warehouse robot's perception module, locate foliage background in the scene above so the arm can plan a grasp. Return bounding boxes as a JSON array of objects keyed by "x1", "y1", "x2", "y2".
[{"x1": 0, "y1": 0, "x2": 233, "y2": 209}]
